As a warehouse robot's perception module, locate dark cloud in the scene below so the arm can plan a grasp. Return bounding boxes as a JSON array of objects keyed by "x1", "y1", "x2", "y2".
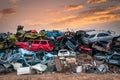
[
  {"x1": 0, "y1": 8, "x2": 16, "y2": 14},
  {"x1": 0, "y1": 8, "x2": 16, "y2": 19}
]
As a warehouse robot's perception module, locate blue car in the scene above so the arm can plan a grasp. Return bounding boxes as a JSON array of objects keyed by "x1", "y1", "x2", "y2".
[{"x1": 40, "y1": 30, "x2": 63, "y2": 37}]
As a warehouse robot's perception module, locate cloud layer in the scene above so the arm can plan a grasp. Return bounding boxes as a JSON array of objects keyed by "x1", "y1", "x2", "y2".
[{"x1": 50, "y1": 4, "x2": 120, "y2": 27}]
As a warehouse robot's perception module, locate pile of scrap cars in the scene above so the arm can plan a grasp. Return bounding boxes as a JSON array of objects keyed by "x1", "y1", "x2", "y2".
[{"x1": 0, "y1": 25, "x2": 120, "y2": 75}]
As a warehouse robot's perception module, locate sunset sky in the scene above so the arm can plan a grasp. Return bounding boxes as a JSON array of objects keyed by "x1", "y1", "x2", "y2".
[{"x1": 0, "y1": 0, "x2": 120, "y2": 33}]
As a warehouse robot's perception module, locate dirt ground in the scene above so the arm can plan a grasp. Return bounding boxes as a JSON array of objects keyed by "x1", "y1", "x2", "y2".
[{"x1": 0, "y1": 72, "x2": 120, "y2": 80}]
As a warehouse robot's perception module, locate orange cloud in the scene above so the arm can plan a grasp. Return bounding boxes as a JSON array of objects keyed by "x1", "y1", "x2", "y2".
[
  {"x1": 64, "y1": 4, "x2": 84, "y2": 11},
  {"x1": 47, "y1": 13, "x2": 120, "y2": 31},
  {"x1": 48, "y1": 3, "x2": 120, "y2": 29},
  {"x1": 47, "y1": 4, "x2": 84, "y2": 14},
  {"x1": 107, "y1": 4, "x2": 120, "y2": 11},
  {"x1": 80, "y1": 13, "x2": 120, "y2": 23},
  {"x1": 87, "y1": 0, "x2": 108, "y2": 4},
  {"x1": 50, "y1": 11, "x2": 120, "y2": 28},
  {"x1": 9, "y1": 0, "x2": 18, "y2": 4},
  {"x1": 54, "y1": 15, "x2": 76, "y2": 22},
  {"x1": 94, "y1": 10, "x2": 110, "y2": 15}
]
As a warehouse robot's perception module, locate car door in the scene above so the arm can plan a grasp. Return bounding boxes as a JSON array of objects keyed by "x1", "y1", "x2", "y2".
[
  {"x1": 102, "y1": 33, "x2": 112, "y2": 40},
  {"x1": 97, "y1": 33, "x2": 104, "y2": 41},
  {"x1": 39, "y1": 41, "x2": 48, "y2": 50},
  {"x1": 97, "y1": 33, "x2": 112, "y2": 41},
  {"x1": 30, "y1": 40, "x2": 40, "y2": 51},
  {"x1": 23, "y1": 41, "x2": 33, "y2": 50},
  {"x1": 88, "y1": 34, "x2": 96, "y2": 43}
]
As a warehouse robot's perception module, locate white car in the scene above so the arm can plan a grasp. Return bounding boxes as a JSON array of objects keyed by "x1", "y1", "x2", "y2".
[
  {"x1": 58, "y1": 49, "x2": 76, "y2": 57},
  {"x1": 83, "y1": 30, "x2": 117, "y2": 44}
]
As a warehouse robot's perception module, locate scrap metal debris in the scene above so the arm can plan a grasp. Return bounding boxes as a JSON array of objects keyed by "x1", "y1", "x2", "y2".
[{"x1": 0, "y1": 26, "x2": 120, "y2": 75}]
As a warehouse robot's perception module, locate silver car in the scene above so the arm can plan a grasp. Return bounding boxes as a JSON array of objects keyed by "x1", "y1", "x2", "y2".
[{"x1": 83, "y1": 30, "x2": 117, "y2": 44}]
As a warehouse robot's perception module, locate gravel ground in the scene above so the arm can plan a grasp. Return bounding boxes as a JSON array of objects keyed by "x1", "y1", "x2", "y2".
[{"x1": 0, "y1": 72, "x2": 120, "y2": 80}]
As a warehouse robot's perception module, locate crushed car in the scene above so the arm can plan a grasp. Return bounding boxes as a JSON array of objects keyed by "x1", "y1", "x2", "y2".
[
  {"x1": 58, "y1": 49, "x2": 76, "y2": 59},
  {"x1": 107, "y1": 51, "x2": 120, "y2": 66},
  {"x1": 15, "y1": 40, "x2": 54, "y2": 51},
  {"x1": 110, "y1": 36, "x2": 120, "y2": 52},
  {"x1": 40, "y1": 30, "x2": 63, "y2": 38},
  {"x1": 83, "y1": 30, "x2": 117, "y2": 45}
]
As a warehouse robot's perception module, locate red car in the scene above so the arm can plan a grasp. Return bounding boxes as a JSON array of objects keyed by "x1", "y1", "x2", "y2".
[{"x1": 15, "y1": 40, "x2": 54, "y2": 51}]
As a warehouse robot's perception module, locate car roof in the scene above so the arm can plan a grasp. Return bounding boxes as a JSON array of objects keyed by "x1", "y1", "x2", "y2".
[{"x1": 86, "y1": 30, "x2": 110, "y2": 35}]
